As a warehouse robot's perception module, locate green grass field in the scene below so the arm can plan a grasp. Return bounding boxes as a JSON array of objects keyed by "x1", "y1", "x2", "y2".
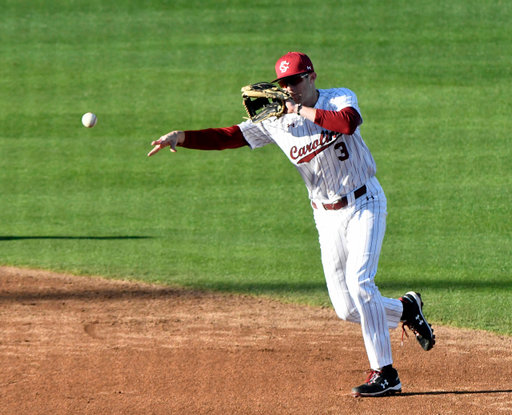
[{"x1": 1, "y1": 0, "x2": 511, "y2": 335}]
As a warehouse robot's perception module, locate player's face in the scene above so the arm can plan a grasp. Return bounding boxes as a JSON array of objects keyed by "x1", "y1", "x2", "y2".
[{"x1": 279, "y1": 73, "x2": 317, "y2": 105}]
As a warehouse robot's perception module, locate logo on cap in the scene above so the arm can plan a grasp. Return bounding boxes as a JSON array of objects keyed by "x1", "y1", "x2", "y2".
[{"x1": 279, "y1": 61, "x2": 290, "y2": 74}]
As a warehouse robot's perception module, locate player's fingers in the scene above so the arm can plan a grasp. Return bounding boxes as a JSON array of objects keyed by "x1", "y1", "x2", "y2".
[
  {"x1": 149, "y1": 132, "x2": 180, "y2": 156},
  {"x1": 147, "y1": 146, "x2": 161, "y2": 157},
  {"x1": 149, "y1": 141, "x2": 168, "y2": 156},
  {"x1": 284, "y1": 100, "x2": 296, "y2": 114}
]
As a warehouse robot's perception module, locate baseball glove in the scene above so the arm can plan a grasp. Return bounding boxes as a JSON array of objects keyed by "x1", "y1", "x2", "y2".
[{"x1": 241, "y1": 82, "x2": 292, "y2": 123}]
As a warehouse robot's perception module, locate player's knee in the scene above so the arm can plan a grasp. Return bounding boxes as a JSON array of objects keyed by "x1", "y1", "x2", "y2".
[
  {"x1": 333, "y1": 305, "x2": 360, "y2": 323},
  {"x1": 347, "y1": 276, "x2": 378, "y2": 299}
]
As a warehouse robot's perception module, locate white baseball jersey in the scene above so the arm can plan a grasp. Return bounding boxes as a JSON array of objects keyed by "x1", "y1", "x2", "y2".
[
  {"x1": 239, "y1": 87, "x2": 403, "y2": 370},
  {"x1": 239, "y1": 88, "x2": 376, "y2": 204}
]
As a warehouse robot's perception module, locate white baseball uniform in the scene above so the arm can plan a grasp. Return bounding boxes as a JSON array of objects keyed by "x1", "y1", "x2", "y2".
[{"x1": 239, "y1": 88, "x2": 403, "y2": 370}]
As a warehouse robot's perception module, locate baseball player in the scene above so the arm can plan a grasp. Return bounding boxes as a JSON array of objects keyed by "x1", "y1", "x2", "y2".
[{"x1": 148, "y1": 52, "x2": 435, "y2": 397}]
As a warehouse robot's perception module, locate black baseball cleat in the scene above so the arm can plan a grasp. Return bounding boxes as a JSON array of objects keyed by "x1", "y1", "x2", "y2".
[
  {"x1": 351, "y1": 367, "x2": 402, "y2": 397},
  {"x1": 400, "y1": 291, "x2": 435, "y2": 351}
]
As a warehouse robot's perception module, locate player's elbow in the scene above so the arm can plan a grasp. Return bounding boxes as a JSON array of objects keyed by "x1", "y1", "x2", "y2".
[{"x1": 340, "y1": 124, "x2": 358, "y2": 136}]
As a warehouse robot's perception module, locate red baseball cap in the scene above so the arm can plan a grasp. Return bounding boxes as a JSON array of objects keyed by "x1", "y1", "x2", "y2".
[{"x1": 272, "y1": 52, "x2": 315, "y2": 83}]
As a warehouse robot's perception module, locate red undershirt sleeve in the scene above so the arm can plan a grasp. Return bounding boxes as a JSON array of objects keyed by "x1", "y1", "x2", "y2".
[
  {"x1": 314, "y1": 107, "x2": 362, "y2": 135},
  {"x1": 179, "y1": 125, "x2": 248, "y2": 151}
]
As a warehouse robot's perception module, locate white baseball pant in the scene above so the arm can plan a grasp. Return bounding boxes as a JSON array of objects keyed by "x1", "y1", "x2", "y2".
[{"x1": 313, "y1": 177, "x2": 403, "y2": 369}]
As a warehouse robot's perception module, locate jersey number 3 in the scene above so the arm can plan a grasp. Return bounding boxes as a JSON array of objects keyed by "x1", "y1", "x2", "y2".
[{"x1": 335, "y1": 141, "x2": 349, "y2": 161}]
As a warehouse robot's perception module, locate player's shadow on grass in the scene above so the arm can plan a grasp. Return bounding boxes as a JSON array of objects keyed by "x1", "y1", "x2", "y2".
[
  {"x1": 0, "y1": 236, "x2": 153, "y2": 241},
  {"x1": 400, "y1": 389, "x2": 512, "y2": 396},
  {"x1": 0, "y1": 286, "x2": 211, "y2": 304}
]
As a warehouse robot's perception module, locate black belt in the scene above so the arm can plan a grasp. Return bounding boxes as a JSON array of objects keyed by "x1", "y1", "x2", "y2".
[{"x1": 312, "y1": 185, "x2": 367, "y2": 211}]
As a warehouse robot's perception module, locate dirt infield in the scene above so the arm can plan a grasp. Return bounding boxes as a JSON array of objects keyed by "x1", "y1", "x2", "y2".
[{"x1": 1, "y1": 266, "x2": 511, "y2": 414}]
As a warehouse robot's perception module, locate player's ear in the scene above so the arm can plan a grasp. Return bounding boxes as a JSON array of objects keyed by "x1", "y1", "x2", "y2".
[{"x1": 309, "y1": 72, "x2": 317, "y2": 83}]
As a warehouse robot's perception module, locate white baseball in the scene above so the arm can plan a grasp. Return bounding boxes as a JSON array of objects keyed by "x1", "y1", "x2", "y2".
[{"x1": 82, "y1": 112, "x2": 97, "y2": 128}]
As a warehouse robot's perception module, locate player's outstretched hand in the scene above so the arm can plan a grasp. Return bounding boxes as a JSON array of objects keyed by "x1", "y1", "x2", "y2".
[{"x1": 148, "y1": 131, "x2": 185, "y2": 156}]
